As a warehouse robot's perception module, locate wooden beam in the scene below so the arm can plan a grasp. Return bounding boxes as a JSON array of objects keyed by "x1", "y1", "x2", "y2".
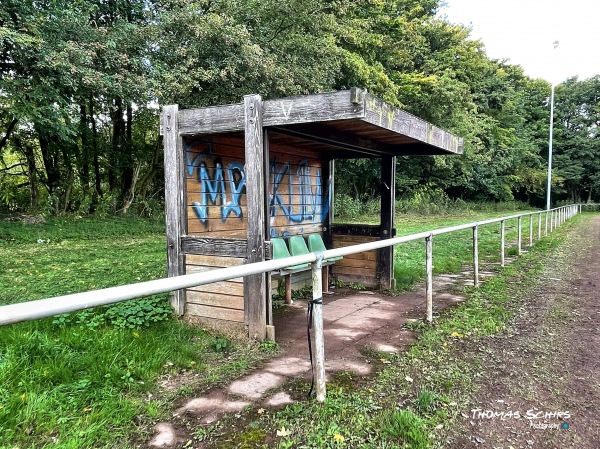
[
  {"x1": 244, "y1": 94, "x2": 267, "y2": 341},
  {"x1": 332, "y1": 224, "x2": 395, "y2": 237},
  {"x1": 364, "y1": 94, "x2": 463, "y2": 155},
  {"x1": 162, "y1": 105, "x2": 186, "y2": 315},
  {"x1": 176, "y1": 90, "x2": 365, "y2": 136},
  {"x1": 268, "y1": 124, "x2": 386, "y2": 157},
  {"x1": 378, "y1": 156, "x2": 396, "y2": 289},
  {"x1": 263, "y1": 89, "x2": 364, "y2": 127},
  {"x1": 182, "y1": 236, "x2": 271, "y2": 258},
  {"x1": 178, "y1": 104, "x2": 245, "y2": 135}
]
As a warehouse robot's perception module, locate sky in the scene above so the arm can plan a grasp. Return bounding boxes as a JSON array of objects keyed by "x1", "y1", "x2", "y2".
[{"x1": 439, "y1": 0, "x2": 600, "y2": 84}]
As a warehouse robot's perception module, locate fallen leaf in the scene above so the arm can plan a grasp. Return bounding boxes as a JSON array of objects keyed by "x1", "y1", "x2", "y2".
[
  {"x1": 450, "y1": 331, "x2": 463, "y2": 338},
  {"x1": 277, "y1": 426, "x2": 291, "y2": 437},
  {"x1": 405, "y1": 376, "x2": 413, "y2": 383}
]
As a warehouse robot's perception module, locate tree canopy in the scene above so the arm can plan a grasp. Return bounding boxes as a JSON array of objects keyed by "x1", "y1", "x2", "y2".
[{"x1": 1, "y1": 0, "x2": 598, "y2": 215}]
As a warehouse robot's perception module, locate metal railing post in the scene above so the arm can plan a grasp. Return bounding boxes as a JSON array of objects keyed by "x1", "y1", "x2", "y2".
[
  {"x1": 425, "y1": 235, "x2": 433, "y2": 323},
  {"x1": 500, "y1": 220, "x2": 505, "y2": 267},
  {"x1": 517, "y1": 217, "x2": 522, "y2": 254},
  {"x1": 311, "y1": 256, "x2": 326, "y2": 402},
  {"x1": 473, "y1": 225, "x2": 479, "y2": 287},
  {"x1": 529, "y1": 215, "x2": 533, "y2": 247},
  {"x1": 538, "y1": 212, "x2": 542, "y2": 240}
]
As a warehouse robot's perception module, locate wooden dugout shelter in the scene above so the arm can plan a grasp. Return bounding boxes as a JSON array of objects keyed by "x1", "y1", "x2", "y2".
[{"x1": 161, "y1": 88, "x2": 463, "y2": 341}]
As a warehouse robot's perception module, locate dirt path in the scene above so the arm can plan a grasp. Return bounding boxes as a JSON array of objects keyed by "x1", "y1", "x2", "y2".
[{"x1": 446, "y1": 215, "x2": 600, "y2": 448}]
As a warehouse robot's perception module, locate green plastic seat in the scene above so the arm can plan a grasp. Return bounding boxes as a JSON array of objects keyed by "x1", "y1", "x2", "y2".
[
  {"x1": 307, "y1": 234, "x2": 342, "y2": 262},
  {"x1": 271, "y1": 237, "x2": 309, "y2": 271},
  {"x1": 288, "y1": 235, "x2": 310, "y2": 258}
]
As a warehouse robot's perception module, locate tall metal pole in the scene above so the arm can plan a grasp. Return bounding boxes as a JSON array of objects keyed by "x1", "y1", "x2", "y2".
[
  {"x1": 546, "y1": 83, "x2": 555, "y2": 211},
  {"x1": 546, "y1": 41, "x2": 559, "y2": 210}
]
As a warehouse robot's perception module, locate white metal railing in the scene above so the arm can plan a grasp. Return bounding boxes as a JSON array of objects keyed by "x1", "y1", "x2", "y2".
[{"x1": 0, "y1": 203, "x2": 588, "y2": 401}]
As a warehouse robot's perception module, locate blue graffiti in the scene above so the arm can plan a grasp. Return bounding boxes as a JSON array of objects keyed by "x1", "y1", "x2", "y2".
[
  {"x1": 186, "y1": 146, "x2": 330, "y2": 228},
  {"x1": 187, "y1": 145, "x2": 246, "y2": 224},
  {"x1": 269, "y1": 158, "x2": 330, "y2": 224}
]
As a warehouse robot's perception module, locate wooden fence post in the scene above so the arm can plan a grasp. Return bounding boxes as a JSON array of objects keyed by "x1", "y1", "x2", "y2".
[{"x1": 538, "y1": 213, "x2": 542, "y2": 240}]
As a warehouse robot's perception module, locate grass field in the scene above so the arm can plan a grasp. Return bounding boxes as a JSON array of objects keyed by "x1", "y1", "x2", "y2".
[
  {"x1": 0, "y1": 217, "x2": 276, "y2": 448},
  {"x1": 0, "y1": 208, "x2": 553, "y2": 448}
]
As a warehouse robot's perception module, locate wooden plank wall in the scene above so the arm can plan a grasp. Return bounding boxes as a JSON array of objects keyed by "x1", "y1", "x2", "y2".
[
  {"x1": 183, "y1": 134, "x2": 330, "y2": 320},
  {"x1": 332, "y1": 235, "x2": 379, "y2": 288},
  {"x1": 185, "y1": 135, "x2": 247, "y2": 323}
]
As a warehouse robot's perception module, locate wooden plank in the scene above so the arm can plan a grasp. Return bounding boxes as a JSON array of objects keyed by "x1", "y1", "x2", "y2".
[
  {"x1": 333, "y1": 266, "x2": 378, "y2": 277},
  {"x1": 177, "y1": 89, "x2": 365, "y2": 135},
  {"x1": 185, "y1": 265, "x2": 244, "y2": 283},
  {"x1": 332, "y1": 224, "x2": 386, "y2": 237},
  {"x1": 336, "y1": 258, "x2": 377, "y2": 269},
  {"x1": 186, "y1": 303, "x2": 244, "y2": 323},
  {"x1": 333, "y1": 235, "x2": 379, "y2": 244},
  {"x1": 364, "y1": 93, "x2": 463, "y2": 155},
  {"x1": 244, "y1": 94, "x2": 267, "y2": 341},
  {"x1": 188, "y1": 281, "x2": 245, "y2": 296},
  {"x1": 187, "y1": 212, "x2": 247, "y2": 235},
  {"x1": 334, "y1": 251, "x2": 377, "y2": 261},
  {"x1": 162, "y1": 105, "x2": 186, "y2": 316},
  {"x1": 268, "y1": 223, "x2": 324, "y2": 240},
  {"x1": 262, "y1": 89, "x2": 364, "y2": 127},
  {"x1": 181, "y1": 236, "x2": 247, "y2": 257},
  {"x1": 179, "y1": 104, "x2": 245, "y2": 135},
  {"x1": 333, "y1": 273, "x2": 378, "y2": 288},
  {"x1": 186, "y1": 255, "x2": 245, "y2": 267},
  {"x1": 378, "y1": 155, "x2": 395, "y2": 289},
  {"x1": 186, "y1": 291, "x2": 244, "y2": 310}
]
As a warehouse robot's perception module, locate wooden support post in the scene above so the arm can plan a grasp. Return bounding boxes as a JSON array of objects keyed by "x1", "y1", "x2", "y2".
[
  {"x1": 529, "y1": 215, "x2": 533, "y2": 247},
  {"x1": 312, "y1": 257, "x2": 326, "y2": 402},
  {"x1": 378, "y1": 156, "x2": 396, "y2": 290},
  {"x1": 244, "y1": 94, "x2": 267, "y2": 341},
  {"x1": 550, "y1": 211, "x2": 553, "y2": 232},
  {"x1": 322, "y1": 160, "x2": 334, "y2": 249},
  {"x1": 322, "y1": 159, "x2": 334, "y2": 292},
  {"x1": 263, "y1": 129, "x2": 273, "y2": 329},
  {"x1": 517, "y1": 217, "x2": 522, "y2": 254},
  {"x1": 538, "y1": 213, "x2": 542, "y2": 240},
  {"x1": 425, "y1": 235, "x2": 433, "y2": 323},
  {"x1": 545, "y1": 211, "x2": 548, "y2": 236},
  {"x1": 500, "y1": 220, "x2": 505, "y2": 267},
  {"x1": 473, "y1": 225, "x2": 479, "y2": 287},
  {"x1": 163, "y1": 105, "x2": 185, "y2": 316}
]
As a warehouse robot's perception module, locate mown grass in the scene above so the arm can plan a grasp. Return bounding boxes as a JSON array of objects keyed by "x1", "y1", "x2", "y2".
[
  {"x1": 196, "y1": 214, "x2": 582, "y2": 448},
  {"x1": 0, "y1": 217, "x2": 277, "y2": 448}
]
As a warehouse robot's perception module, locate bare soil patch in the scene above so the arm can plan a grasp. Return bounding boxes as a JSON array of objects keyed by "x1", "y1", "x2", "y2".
[{"x1": 445, "y1": 216, "x2": 600, "y2": 448}]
